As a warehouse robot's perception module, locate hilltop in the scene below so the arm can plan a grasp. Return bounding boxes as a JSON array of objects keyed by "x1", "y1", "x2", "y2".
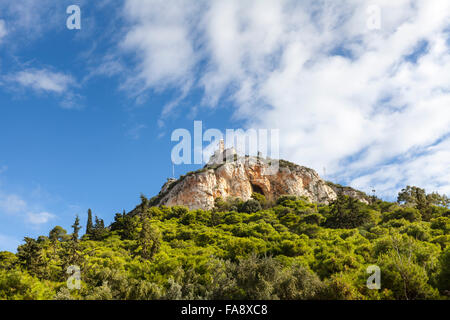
[{"x1": 146, "y1": 155, "x2": 370, "y2": 211}]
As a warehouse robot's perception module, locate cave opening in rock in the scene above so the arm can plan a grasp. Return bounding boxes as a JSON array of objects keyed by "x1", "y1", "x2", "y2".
[{"x1": 251, "y1": 183, "x2": 265, "y2": 196}]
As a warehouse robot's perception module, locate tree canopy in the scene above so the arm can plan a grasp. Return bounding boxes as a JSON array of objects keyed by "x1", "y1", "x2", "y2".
[{"x1": 0, "y1": 187, "x2": 448, "y2": 300}]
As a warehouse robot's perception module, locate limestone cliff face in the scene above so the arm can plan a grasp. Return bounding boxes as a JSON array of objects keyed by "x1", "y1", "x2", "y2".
[{"x1": 151, "y1": 157, "x2": 368, "y2": 210}]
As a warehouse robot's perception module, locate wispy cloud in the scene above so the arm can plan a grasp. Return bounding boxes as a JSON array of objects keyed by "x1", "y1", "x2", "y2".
[
  {"x1": 26, "y1": 211, "x2": 56, "y2": 225},
  {"x1": 0, "y1": 1, "x2": 75, "y2": 41},
  {"x1": 0, "y1": 194, "x2": 27, "y2": 214},
  {"x1": 3, "y1": 68, "x2": 81, "y2": 109},
  {"x1": 0, "y1": 165, "x2": 7, "y2": 175},
  {"x1": 6, "y1": 68, "x2": 75, "y2": 94},
  {"x1": 0, "y1": 19, "x2": 6, "y2": 42},
  {"x1": 0, "y1": 192, "x2": 56, "y2": 226},
  {"x1": 126, "y1": 123, "x2": 147, "y2": 140},
  {"x1": 352, "y1": 137, "x2": 450, "y2": 198},
  {"x1": 120, "y1": 0, "x2": 200, "y2": 97}
]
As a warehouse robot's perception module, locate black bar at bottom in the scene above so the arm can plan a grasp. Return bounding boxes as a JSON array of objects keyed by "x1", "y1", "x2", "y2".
[{"x1": 1, "y1": 300, "x2": 448, "y2": 319}]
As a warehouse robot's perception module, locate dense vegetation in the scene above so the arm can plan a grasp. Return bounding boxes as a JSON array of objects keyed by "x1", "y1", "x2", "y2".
[{"x1": 0, "y1": 186, "x2": 449, "y2": 300}]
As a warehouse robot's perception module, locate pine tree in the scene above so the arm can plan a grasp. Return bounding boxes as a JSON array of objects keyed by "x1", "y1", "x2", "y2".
[
  {"x1": 91, "y1": 216, "x2": 106, "y2": 240},
  {"x1": 71, "y1": 215, "x2": 81, "y2": 242},
  {"x1": 17, "y1": 237, "x2": 43, "y2": 276},
  {"x1": 86, "y1": 209, "x2": 94, "y2": 235},
  {"x1": 139, "y1": 218, "x2": 161, "y2": 260},
  {"x1": 139, "y1": 194, "x2": 149, "y2": 212},
  {"x1": 94, "y1": 216, "x2": 105, "y2": 229},
  {"x1": 66, "y1": 216, "x2": 82, "y2": 267}
]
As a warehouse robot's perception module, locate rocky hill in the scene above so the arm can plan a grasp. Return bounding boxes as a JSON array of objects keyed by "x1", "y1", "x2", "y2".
[{"x1": 148, "y1": 155, "x2": 369, "y2": 210}]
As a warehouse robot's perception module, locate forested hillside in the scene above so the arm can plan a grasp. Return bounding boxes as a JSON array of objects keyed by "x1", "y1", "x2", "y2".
[{"x1": 0, "y1": 186, "x2": 449, "y2": 300}]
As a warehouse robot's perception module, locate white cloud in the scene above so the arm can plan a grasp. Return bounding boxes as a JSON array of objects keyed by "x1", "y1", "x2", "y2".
[
  {"x1": 7, "y1": 68, "x2": 75, "y2": 94},
  {"x1": 351, "y1": 136, "x2": 450, "y2": 198},
  {"x1": 3, "y1": 68, "x2": 81, "y2": 108},
  {"x1": 0, "y1": 2, "x2": 82, "y2": 109},
  {"x1": 0, "y1": 20, "x2": 6, "y2": 42},
  {"x1": 121, "y1": 0, "x2": 450, "y2": 197},
  {"x1": 0, "y1": 192, "x2": 55, "y2": 225},
  {"x1": 121, "y1": 0, "x2": 201, "y2": 94},
  {"x1": 26, "y1": 211, "x2": 56, "y2": 225},
  {"x1": 0, "y1": 194, "x2": 27, "y2": 214},
  {"x1": 0, "y1": 233, "x2": 21, "y2": 252},
  {"x1": 126, "y1": 123, "x2": 147, "y2": 140},
  {"x1": 0, "y1": 168, "x2": 57, "y2": 227},
  {"x1": 0, "y1": 1, "x2": 72, "y2": 39}
]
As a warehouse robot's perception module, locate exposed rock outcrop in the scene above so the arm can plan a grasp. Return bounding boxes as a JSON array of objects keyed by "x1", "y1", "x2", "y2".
[{"x1": 149, "y1": 156, "x2": 369, "y2": 210}]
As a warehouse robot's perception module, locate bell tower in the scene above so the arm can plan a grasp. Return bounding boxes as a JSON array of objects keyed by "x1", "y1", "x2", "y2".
[{"x1": 219, "y1": 139, "x2": 224, "y2": 154}]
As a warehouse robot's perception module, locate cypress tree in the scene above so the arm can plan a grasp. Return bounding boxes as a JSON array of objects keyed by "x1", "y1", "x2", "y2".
[
  {"x1": 71, "y1": 215, "x2": 81, "y2": 242},
  {"x1": 86, "y1": 209, "x2": 94, "y2": 235},
  {"x1": 139, "y1": 218, "x2": 161, "y2": 260}
]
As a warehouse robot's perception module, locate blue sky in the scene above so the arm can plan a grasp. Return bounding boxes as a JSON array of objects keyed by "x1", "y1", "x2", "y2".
[{"x1": 1, "y1": 0, "x2": 450, "y2": 252}]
